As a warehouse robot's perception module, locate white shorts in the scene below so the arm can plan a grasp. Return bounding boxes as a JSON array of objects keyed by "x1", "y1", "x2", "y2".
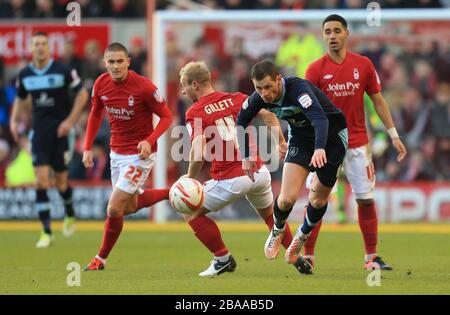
[
  {"x1": 306, "y1": 144, "x2": 375, "y2": 199},
  {"x1": 343, "y1": 144, "x2": 375, "y2": 199},
  {"x1": 203, "y1": 165, "x2": 273, "y2": 212},
  {"x1": 110, "y1": 151, "x2": 156, "y2": 195}
]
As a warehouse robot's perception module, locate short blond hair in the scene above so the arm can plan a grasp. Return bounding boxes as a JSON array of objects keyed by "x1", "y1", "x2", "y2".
[{"x1": 179, "y1": 61, "x2": 211, "y2": 85}]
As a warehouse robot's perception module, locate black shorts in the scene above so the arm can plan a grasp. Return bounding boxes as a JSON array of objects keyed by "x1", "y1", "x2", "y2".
[
  {"x1": 284, "y1": 128, "x2": 348, "y2": 188},
  {"x1": 30, "y1": 130, "x2": 71, "y2": 172}
]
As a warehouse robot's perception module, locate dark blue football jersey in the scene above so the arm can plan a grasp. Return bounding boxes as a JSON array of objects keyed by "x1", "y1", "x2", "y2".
[
  {"x1": 237, "y1": 77, "x2": 346, "y2": 155},
  {"x1": 16, "y1": 59, "x2": 83, "y2": 132}
]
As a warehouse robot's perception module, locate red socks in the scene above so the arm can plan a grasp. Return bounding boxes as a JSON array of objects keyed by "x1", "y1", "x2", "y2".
[
  {"x1": 98, "y1": 216, "x2": 124, "y2": 259},
  {"x1": 358, "y1": 202, "x2": 378, "y2": 255},
  {"x1": 304, "y1": 220, "x2": 322, "y2": 256},
  {"x1": 303, "y1": 203, "x2": 379, "y2": 256},
  {"x1": 264, "y1": 214, "x2": 293, "y2": 249},
  {"x1": 97, "y1": 189, "x2": 170, "y2": 260},
  {"x1": 137, "y1": 188, "x2": 170, "y2": 210},
  {"x1": 188, "y1": 213, "x2": 295, "y2": 257},
  {"x1": 188, "y1": 215, "x2": 228, "y2": 257}
]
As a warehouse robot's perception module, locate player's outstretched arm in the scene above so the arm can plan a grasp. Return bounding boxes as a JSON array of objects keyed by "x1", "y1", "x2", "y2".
[
  {"x1": 144, "y1": 102, "x2": 173, "y2": 149},
  {"x1": 236, "y1": 97, "x2": 264, "y2": 181},
  {"x1": 83, "y1": 100, "x2": 104, "y2": 155},
  {"x1": 257, "y1": 108, "x2": 285, "y2": 141},
  {"x1": 310, "y1": 148, "x2": 327, "y2": 168},
  {"x1": 242, "y1": 158, "x2": 258, "y2": 182},
  {"x1": 58, "y1": 88, "x2": 89, "y2": 138},
  {"x1": 370, "y1": 92, "x2": 407, "y2": 162},
  {"x1": 257, "y1": 109, "x2": 287, "y2": 160},
  {"x1": 10, "y1": 96, "x2": 31, "y2": 142},
  {"x1": 137, "y1": 140, "x2": 152, "y2": 159},
  {"x1": 298, "y1": 82, "x2": 329, "y2": 167},
  {"x1": 187, "y1": 135, "x2": 206, "y2": 179},
  {"x1": 82, "y1": 150, "x2": 94, "y2": 168}
]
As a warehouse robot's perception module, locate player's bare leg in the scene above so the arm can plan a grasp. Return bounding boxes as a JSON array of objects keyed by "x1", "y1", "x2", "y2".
[
  {"x1": 85, "y1": 184, "x2": 169, "y2": 270},
  {"x1": 183, "y1": 208, "x2": 236, "y2": 277},
  {"x1": 34, "y1": 165, "x2": 54, "y2": 248},
  {"x1": 55, "y1": 171, "x2": 76, "y2": 237},
  {"x1": 84, "y1": 188, "x2": 131, "y2": 271},
  {"x1": 124, "y1": 188, "x2": 170, "y2": 215}
]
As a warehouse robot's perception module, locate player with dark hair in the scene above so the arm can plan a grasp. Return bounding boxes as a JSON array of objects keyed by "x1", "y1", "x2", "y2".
[
  {"x1": 83, "y1": 42, "x2": 173, "y2": 270},
  {"x1": 237, "y1": 60, "x2": 348, "y2": 274},
  {"x1": 303, "y1": 14, "x2": 407, "y2": 271},
  {"x1": 10, "y1": 32, "x2": 89, "y2": 247},
  {"x1": 179, "y1": 61, "x2": 294, "y2": 277}
]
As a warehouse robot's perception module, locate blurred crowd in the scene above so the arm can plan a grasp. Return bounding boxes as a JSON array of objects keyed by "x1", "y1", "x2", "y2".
[
  {"x1": 1, "y1": 3, "x2": 450, "y2": 187},
  {"x1": 0, "y1": 35, "x2": 148, "y2": 186},
  {"x1": 0, "y1": 0, "x2": 146, "y2": 18},
  {"x1": 0, "y1": 0, "x2": 448, "y2": 19},
  {"x1": 158, "y1": 0, "x2": 448, "y2": 10},
  {"x1": 166, "y1": 24, "x2": 450, "y2": 183}
]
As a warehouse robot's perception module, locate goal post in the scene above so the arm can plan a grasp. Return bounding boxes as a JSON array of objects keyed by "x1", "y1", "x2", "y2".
[{"x1": 151, "y1": 8, "x2": 450, "y2": 223}]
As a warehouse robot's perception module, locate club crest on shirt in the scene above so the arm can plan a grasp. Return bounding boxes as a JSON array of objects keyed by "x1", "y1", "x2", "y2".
[
  {"x1": 353, "y1": 68, "x2": 360, "y2": 80},
  {"x1": 289, "y1": 146, "x2": 299, "y2": 157},
  {"x1": 128, "y1": 95, "x2": 135, "y2": 106},
  {"x1": 298, "y1": 93, "x2": 312, "y2": 109}
]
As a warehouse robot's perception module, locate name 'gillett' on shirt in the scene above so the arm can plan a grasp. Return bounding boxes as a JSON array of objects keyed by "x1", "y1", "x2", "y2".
[{"x1": 204, "y1": 98, "x2": 234, "y2": 114}]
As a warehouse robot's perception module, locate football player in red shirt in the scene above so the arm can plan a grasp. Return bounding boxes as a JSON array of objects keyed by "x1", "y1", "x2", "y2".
[
  {"x1": 82, "y1": 43, "x2": 173, "y2": 271},
  {"x1": 304, "y1": 14, "x2": 407, "y2": 271},
  {"x1": 179, "y1": 61, "x2": 293, "y2": 277}
]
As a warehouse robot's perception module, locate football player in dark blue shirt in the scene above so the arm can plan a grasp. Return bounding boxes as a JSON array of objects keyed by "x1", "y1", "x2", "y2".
[
  {"x1": 10, "y1": 32, "x2": 89, "y2": 248},
  {"x1": 237, "y1": 60, "x2": 348, "y2": 273}
]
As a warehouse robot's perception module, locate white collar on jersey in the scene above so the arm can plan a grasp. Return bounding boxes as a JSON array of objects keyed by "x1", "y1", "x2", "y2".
[{"x1": 29, "y1": 59, "x2": 54, "y2": 76}]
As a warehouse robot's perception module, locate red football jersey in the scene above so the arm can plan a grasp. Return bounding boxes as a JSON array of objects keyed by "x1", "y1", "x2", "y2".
[
  {"x1": 306, "y1": 51, "x2": 382, "y2": 149},
  {"x1": 86, "y1": 70, "x2": 170, "y2": 154},
  {"x1": 185, "y1": 91, "x2": 262, "y2": 180}
]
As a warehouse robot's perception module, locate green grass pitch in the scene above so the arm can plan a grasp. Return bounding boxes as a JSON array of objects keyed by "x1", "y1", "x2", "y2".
[{"x1": 1, "y1": 222, "x2": 449, "y2": 295}]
